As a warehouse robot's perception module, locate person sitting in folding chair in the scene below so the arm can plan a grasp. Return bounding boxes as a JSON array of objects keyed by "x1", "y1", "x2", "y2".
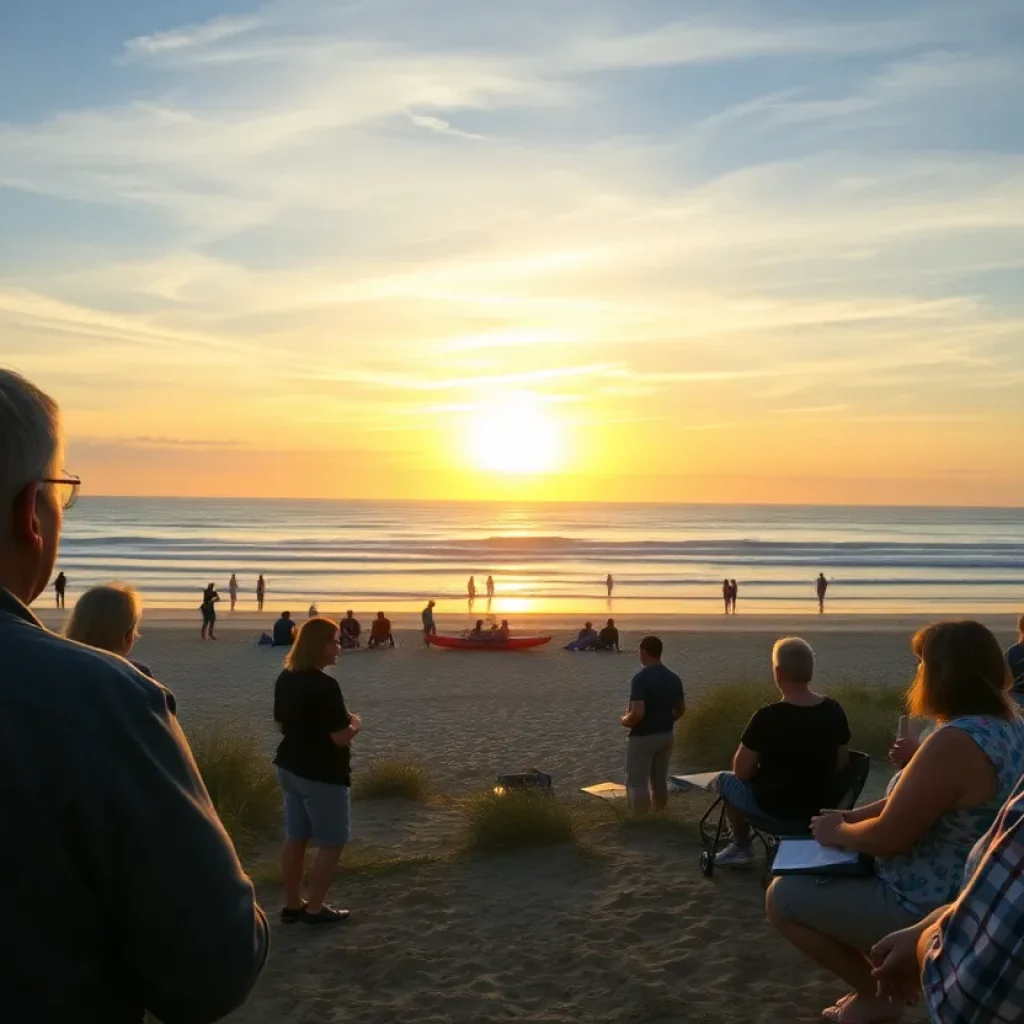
[{"x1": 713, "y1": 636, "x2": 851, "y2": 867}]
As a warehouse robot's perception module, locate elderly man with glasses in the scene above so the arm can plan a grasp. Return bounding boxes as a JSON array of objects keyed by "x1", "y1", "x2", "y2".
[{"x1": 0, "y1": 369, "x2": 268, "y2": 1024}]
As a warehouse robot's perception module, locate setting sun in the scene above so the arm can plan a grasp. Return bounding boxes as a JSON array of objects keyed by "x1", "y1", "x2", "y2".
[{"x1": 471, "y1": 393, "x2": 563, "y2": 474}]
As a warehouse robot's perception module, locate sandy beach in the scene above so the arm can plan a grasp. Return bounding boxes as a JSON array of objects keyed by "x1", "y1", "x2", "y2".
[{"x1": 37, "y1": 610, "x2": 1008, "y2": 1023}]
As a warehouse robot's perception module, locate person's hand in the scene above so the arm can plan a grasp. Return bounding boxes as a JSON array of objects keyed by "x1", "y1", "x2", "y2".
[
  {"x1": 348, "y1": 712, "x2": 362, "y2": 734},
  {"x1": 810, "y1": 811, "x2": 846, "y2": 847},
  {"x1": 889, "y1": 736, "x2": 919, "y2": 769},
  {"x1": 870, "y1": 927, "x2": 922, "y2": 1005}
]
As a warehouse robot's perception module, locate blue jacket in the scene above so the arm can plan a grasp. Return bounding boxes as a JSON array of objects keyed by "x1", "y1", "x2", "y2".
[{"x1": 0, "y1": 588, "x2": 269, "y2": 1023}]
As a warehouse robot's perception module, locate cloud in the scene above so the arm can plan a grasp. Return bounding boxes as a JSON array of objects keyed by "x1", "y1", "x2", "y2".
[
  {"x1": 121, "y1": 15, "x2": 264, "y2": 60},
  {"x1": 407, "y1": 112, "x2": 484, "y2": 140}
]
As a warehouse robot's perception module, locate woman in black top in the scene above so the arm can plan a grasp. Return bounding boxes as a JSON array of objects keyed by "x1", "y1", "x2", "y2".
[
  {"x1": 200, "y1": 583, "x2": 219, "y2": 640},
  {"x1": 273, "y1": 617, "x2": 361, "y2": 926}
]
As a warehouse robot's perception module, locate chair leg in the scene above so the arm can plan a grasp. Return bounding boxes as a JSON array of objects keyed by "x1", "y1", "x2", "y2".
[{"x1": 700, "y1": 801, "x2": 727, "y2": 878}]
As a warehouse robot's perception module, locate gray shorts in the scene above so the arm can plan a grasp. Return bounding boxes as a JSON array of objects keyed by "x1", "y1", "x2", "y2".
[
  {"x1": 768, "y1": 873, "x2": 920, "y2": 953},
  {"x1": 625, "y1": 732, "x2": 674, "y2": 793},
  {"x1": 275, "y1": 766, "x2": 351, "y2": 848}
]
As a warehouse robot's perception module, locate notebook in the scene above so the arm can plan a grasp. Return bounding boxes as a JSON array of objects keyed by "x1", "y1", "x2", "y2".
[
  {"x1": 772, "y1": 839, "x2": 870, "y2": 876},
  {"x1": 580, "y1": 782, "x2": 628, "y2": 801}
]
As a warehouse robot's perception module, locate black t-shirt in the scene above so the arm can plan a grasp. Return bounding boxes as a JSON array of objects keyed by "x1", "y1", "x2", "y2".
[
  {"x1": 628, "y1": 663, "x2": 685, "y2": 737},
  {"x1": 272, "y1": 617, "x2": 295, "y2": 646},
  {"x1": 598, "y1": 626, "x2": 619, "y2": 647},
  {"x1": 340, "y1": 617, "x2": 361, "y2": 637},
  {"x1": 742, "y1": 697, "x2": 850, "y2": 821},
  {"x1": 273, "y1": 669, "x2": 352, "y2": 785}
]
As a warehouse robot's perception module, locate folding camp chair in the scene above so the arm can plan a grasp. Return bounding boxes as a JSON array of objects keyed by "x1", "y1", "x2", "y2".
[{"x1": 697, "y1": 751, "x2": 871, "y2": 882}]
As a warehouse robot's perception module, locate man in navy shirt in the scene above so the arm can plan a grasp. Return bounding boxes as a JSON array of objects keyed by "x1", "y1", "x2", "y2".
[
  {"x1": 620, "y1": 635, "x2": 685, "y2": 814},
  {"x1": 273, "y1": 609, "x2": 296, "y2": 646}
]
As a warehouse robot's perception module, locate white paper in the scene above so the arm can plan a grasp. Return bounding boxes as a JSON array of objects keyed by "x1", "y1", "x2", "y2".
[
  {"x1": 773, "y1": 839, "x2": 860, "y2": 872},
  {"x1": 670, "y1": 772, "x2": 720, "y2": 792}
]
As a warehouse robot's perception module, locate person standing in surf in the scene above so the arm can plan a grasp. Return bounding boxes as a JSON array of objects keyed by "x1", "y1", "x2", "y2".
[
  {"x1": 257, "y1": 574, "x2": 266, "y2": 612},
  {"x1": 816, "y1": 572, "x2": 829, "y2": 614},
  {"x1": 467, "y1": 576, "x2": 476, "y2": 604},
  {"x1": 606, "y1": 574, "x2": 614, "y2": 598},
  {"x1": 229, "y1": 573, "x2": 239, "y2": 612},
  {"x1": 486, "y1": 575, "x2": 495, "y2": 600}
]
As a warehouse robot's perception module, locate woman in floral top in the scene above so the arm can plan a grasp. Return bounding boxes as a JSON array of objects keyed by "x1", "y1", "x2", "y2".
[{"x1": 767, "y1": 620, "x2": 1024, "y2": 1024}]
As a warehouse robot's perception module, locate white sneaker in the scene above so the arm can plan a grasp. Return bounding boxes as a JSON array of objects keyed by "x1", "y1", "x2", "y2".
[{"x1": 714, "y1": 841, "x2": 754, "y2": 867}]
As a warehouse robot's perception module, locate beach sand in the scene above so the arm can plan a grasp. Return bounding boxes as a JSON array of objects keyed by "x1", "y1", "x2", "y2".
[{"x1": 47, "y1": 611, "x2": 987, "y2": 1024}]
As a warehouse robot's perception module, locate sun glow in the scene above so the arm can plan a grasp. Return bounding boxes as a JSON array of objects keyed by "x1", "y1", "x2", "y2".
[{"x1": 471, "y1": 393, "x2": 563, "y2": 474}]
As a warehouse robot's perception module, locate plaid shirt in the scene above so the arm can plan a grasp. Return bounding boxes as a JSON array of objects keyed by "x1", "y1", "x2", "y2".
[{"x1": 922, "y1": 776, "x2": 1024, "y2": 1023}]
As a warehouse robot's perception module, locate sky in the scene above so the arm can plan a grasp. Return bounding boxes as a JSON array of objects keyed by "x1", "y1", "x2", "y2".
[{"x1": 1, "y1": 0, "x2": 1023, "y2": 504}]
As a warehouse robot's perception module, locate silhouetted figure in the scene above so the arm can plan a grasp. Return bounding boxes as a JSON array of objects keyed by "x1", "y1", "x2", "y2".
[
  {"x1": 422, "y1": 600, "x2": 436, "y2": 645},
  {"x1": 597, "y1": 618, "x2": 620, "y2": 652},
  {"x1": 816, "y1": 573, "x2": 829, "y2": 614},
  {"x1": 486, "y1": 575, "x2": 495, "y2": 599},
  {"x1": 272, "y1": 611, "x2": 296, "y2": 647},
  {"x1": 340, "y1": 610, "x2": 361, "y2": 649},
  {"x1": 729, "y1": 579, "x2": 738, "y2": 614},
  {"x1": 256, "y1": 574, "x2": 266, "y2": 612},
  {"x1": 200, "y1": 583, "x2": 219, "y2": 640},
  {"x1": 606, "y1": 574, "x2": 614, "y2": 598},
  {"x1": 468, "y1": 576, "x2": 476, "y2": 603},
  {"x1": 722, "y1": 579, "x2": 731, "y2": 614},
  {"x1": 368, "y1": 611, "x2": 394, "y2": 648},
  {"x1": 54, "y1": 571, "x2": 66, "y2": 609},
  {"x1": 229, "y1": 574, "x2": 238, "y2": 611}
]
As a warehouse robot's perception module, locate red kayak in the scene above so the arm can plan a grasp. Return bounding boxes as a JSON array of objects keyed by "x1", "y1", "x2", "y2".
[{"x1": 427, "y1": 633, "x2": 552, "y2": 651}]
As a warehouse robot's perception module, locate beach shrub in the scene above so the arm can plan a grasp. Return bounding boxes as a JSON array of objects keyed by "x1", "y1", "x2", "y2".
[
  {"x1": 464, "y1": 792, "x2": 576, "y2": 852},
  {"x1": 353, "y1": 760, "x2": 432, "y2": 801},
  {"x1": 675, "y1": 679, "x2": 908, "y2": 770},
  {"x1": 189, "y1": 723, "x2": 281, "y2": 849}
]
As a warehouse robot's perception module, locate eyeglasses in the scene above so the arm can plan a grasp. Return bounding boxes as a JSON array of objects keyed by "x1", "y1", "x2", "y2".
[{"x1": 40, "y1": 473, "x2": 81, "y2": 511}]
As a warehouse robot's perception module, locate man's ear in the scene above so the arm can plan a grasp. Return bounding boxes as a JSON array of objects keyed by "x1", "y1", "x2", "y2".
[{"x1": 9, "y1": 482, "x2": 45, "y2": 551}]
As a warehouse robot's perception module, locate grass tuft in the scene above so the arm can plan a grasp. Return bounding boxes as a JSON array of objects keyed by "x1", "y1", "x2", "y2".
[
  {"x1": 352, "y1": 759, "x2": 432, "y2": 802},
  {"x1": 464, "y1": 792, "x2": 576, "y2": 852},
  {"x1": 189, "y1": 723, "x2": 280, "y2": 850},
  {"x1": 675, "y1": 678, "x2": 908, "y2": 770}
]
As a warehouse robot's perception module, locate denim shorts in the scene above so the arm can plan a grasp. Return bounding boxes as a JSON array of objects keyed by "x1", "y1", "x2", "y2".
[
  {"x1": 712, "y1": 771, "x2": 808, "y2": 834},
  {"x1": 274, "y1": 766, "x2": 351, "y2": 847}
]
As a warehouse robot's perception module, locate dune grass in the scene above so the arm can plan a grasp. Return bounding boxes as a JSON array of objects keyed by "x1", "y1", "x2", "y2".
[
  {"x1": 464, "y1": 791, "x2": 576, "y2": 852},
  {"x1": 675, "y1": 678, "x2": 908, "y2": 770},
  {"x1": 189, "y1": 723, "x2": 281, "y2": 850},
  {"x1": 352, "y1": 759, "x2": 432, "y2": 802}
]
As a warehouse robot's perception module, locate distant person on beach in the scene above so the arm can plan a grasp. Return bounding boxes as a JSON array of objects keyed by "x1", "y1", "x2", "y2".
[
  {"x1": 711, "y1": 637, "x2": 850, "y2": 868},
  {"x1": 308, "y1": 603, "x2": 318, "y2": 618},
  {"x1": 340, "y1": 610, "x2": 361, "y2": 648},
  {"x1": 597, "y1": 618, "x2": 620, "y2": 651},
  {"x1": 566, "y1": 621, "x2": 599, "y2": 651},
  {"x1": 229, "y1": 573, "x2": 238, "y2": 611},
  {"x1": 53, "y1": 570, "x2": 66, "y2": 608},
  {"x1": 768, "y1": 620, "x2": 1024, "y2": 1024},
  {"x1": 730, "y1": 579, "x2": 738, "y2": 613},
  {"x1": 273, "y1": 611, "x2": 296, "y2": 647},
  {"x1": 469, "y1": 619, "x2": 486, "y2": 638},
  {"x1": 620, "y1": 636, "x2": 684, "y2": 814},
  {"x1": 368, "y1": 611, "x2": 394, "y2": 648},
  {"x1": 486, "y1": 574, "x2": 495, "y2": 600},
  {"x1": 468, "y1": 576, "x2": 476, "y2": 602},
  {"x1": 65, "y1": 583, "x2": 152, "y2": 676},
  {"x1": 722, "y1": 578, "x2": 731, "y2": 614},
  {"x1": 256, "y1": 574, "x2": 266, "y2": 611},
  {"x1": 422, "y1": 600, "x2": 436, "y2": 645},
  {"x1": 498, "y1": 618, "x2": 511, "y2": 640},
  {"x1": 200, "y1": 582, "x2": 220, "y2": 640},
  {"x1": 1006, "y1": 614, "x2": 1024, "y2": 707},
  {"x1": 606, "y1": 573, "x2": 614, "y2": 597},
  {"x1": 273, "y1": 616, "x2": 361, "y2": 926},
  {"x1": 0, "y1": 368, "x2": 267, "y2": 1021},
  {"x1": 816, "y1": 572, "x2": 829, "y2": 613}
]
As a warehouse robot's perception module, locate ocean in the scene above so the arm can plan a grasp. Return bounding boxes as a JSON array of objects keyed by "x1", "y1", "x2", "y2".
[{"x1": 48, "y1": 498, "x2": 1024, "y2": 615}]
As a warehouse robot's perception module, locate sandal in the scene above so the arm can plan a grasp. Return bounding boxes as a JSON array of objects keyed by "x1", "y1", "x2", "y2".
[
  {"x1": 302, "y1": 906, "x2": 351, "y2": 926},
  {"x1": 280, "y1": 903, "x2": 307, "y2": 924}
]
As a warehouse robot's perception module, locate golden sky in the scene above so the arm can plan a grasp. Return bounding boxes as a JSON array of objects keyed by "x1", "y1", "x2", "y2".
[{"x1": 3, "y1": 1, "x2": 1024, "y2": 505}]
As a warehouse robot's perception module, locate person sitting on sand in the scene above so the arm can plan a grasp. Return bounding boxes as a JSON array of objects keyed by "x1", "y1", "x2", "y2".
[
  {"x1": 712, "y1": 637, "x2": 850, "y2": 868},
  {"x1": 368, "y1": 611, "x2": 394, "y2": 648},
  {"x1": 870, "y1": 774, "x2": 1024, "y2": 1023},
  {"x1": 340, "y1": 610, "x2": 361, "y2": 649},
  {"x1": 565, "y1": 621, "x2": 599, "y2": 651},
  {"x1": 65, "y1": 583, "x2": 152, "y2": 677},
  {"x1": 273, "y1": 616, "x2": 361, "y2": 926},
  {"x1": 273, "y1": 611, "x2": 296, "y2": 647},
  {"x1": 767, "y1": 620, "x2": 1024, "y2": 1024},
  {"x1": 620, "y1": 635, "x2": 685, "y2": 814},
  {"x1": 469, "y1": 619, "x2": 486, "y2": 638},
  {"x1": 497, "y1": 619, "x2": 511, "y2": 640},
  {"x1": 597, "y1": 618, "x2": 620, "y2": 651},
  {"x1": 1006, "y1": 613, "x2": 1024, "y2": 708}
]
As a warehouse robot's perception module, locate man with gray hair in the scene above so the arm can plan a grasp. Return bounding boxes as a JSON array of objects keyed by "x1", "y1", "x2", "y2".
[
  {"x1": 0, "y1": 369, "x2": 268, "y2": 1022},
  {"x1": 712, "y1": 636, "x2": 851, "y2": 867}
]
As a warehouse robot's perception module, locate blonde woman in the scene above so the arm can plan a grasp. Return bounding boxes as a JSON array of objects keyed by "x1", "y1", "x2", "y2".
[
  {"x1": 273, "y1": 617, "x2": 361, "y2": 927},
  {"x1": 65, "y1": 583, "x2": 151, "y2": 676}
]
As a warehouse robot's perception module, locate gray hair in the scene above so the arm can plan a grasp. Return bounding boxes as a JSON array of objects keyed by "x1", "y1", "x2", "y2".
[
  {"x1": 0, "y1": 369, "x2": 62, "y2": 528},
  {"x1": 65, "y1": 584, "x2": 142, "y2": 654},
  {"x1": 772, "y1": 636, "x2": 815, "y2": 684}
]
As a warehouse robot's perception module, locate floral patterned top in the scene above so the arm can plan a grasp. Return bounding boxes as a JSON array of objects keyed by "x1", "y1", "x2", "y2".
[{"x1": 875, "y1": 714, "x2": 1024, "y2": 915}]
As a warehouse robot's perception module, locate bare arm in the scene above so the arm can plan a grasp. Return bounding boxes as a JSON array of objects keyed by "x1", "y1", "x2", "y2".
[
  {"x1": 732, "y1": 743, "x2": 759, "y2": 781},
  {"x1": 330, "y1": 712, "x2": 361, "y2": 747},
  {"x1": 621, "y1": 700, "x2": 644, "y2": 728},
  {"x1": 827, "y1": 728, "x2": 995, "y2": 857}
]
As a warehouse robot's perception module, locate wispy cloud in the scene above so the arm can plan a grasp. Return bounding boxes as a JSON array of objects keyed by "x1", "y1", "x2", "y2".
[
  {"x1": 407, "y1": 112, "x2": 484, "y2": 140},
  {"x1": 121, "y1": 15, "x2": 264, "y2": 60}
]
